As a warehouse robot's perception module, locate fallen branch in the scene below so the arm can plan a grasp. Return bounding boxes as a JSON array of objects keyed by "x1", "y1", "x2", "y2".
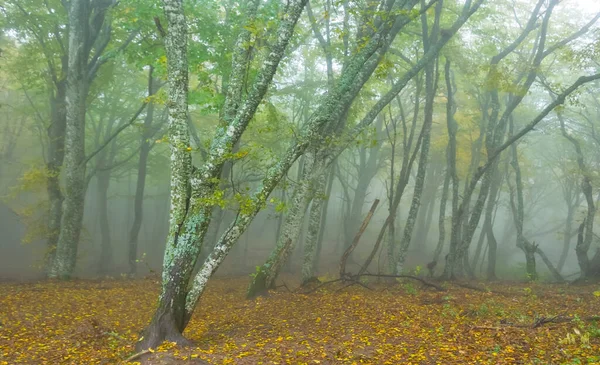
[
  {"x1": 123, "y1": 349, "x2": 151, "y2": 363},
  {"x1": 358, "y1": 274, "x2": 446, "y2": 291},
  {"x1": 299, "y1": 278, "x2": 343, "y2": 294},
  {"x1": 335, "y1": 279, "x2": 373, "y2": 293},
  {"x1": 452, "y1": 282, "x2": 513, "y2": 296}
]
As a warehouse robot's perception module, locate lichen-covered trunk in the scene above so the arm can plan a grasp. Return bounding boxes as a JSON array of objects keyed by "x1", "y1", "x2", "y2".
[
  {"x1": 140, "y1": 0, "x2": 308, "y2": 348},
  {"x1": 49, "y1": 0, "x2": 89, "y2": 279},
  {"x1": 45, "y1": 83, "x2": 67, "y2": 273},
  {"x1": 247, "y1": 155, "x2": 315, "y2": 298},
  {"x1": 302, "y1": 173, "x2": 326, "y2": 284},
  {"x1": 136, "y1": 0, "x2": 199, "y2": 350}
]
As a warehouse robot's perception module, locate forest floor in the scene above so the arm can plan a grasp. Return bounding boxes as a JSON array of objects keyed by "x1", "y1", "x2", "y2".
[{"x1": 0, "y1": 276, "x2": 599, "y2": 365}]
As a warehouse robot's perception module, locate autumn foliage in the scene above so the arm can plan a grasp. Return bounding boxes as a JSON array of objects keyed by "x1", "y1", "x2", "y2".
[{"x1": 1, "y1": 277, "x2": 599, "y2": 364}]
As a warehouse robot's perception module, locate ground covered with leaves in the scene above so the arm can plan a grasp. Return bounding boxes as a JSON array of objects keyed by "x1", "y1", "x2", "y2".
[{"x1": 1, "y1": 276, "x2": 599, "y2": 364}]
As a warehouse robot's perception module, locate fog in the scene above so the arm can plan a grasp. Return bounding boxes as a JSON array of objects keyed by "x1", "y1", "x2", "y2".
[{"x1": 1, "y1": 0, "x2": 599, "y2": 289}]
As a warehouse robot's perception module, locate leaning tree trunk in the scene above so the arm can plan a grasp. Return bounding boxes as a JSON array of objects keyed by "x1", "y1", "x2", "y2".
[
  {"x1": 247, "y1": 154, "x2": 315, "y2": 298},
  {"x1": 49, "y1": 0, "x2": 89, "y2": 279}
]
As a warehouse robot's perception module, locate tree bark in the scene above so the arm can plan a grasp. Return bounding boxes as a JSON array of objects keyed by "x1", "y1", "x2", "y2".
[
  {"x1": 302, "y1": 173, "x2": 326, "y2": 284},
  {"x1": 137, "y1": 0, "x2": 194, "y2": 350},
  {"x1": 45, "y1": 82, "x2": 67, "y2": 273},
  {"x1": 49, "y1": 0, "x2": 91, "y2": 279}
]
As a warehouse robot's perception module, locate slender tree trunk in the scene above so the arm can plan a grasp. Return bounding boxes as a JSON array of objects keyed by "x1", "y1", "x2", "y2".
[
  {"x1": 433, "y1": 169, "x2": 450, "y2": 262},
  {"x1": 394, "y1": 11, "x2": 441, "y2": 273},
  {"x1": 247, "y1": 154, "x2": 315, "y2": 298},
  {"x1": 483, "y1": 168, "x2": 502, "y2": 280},
  {"x1": 557, "y1": 111, "x2": 596, "y2": 279},
  {"x1": 508, "y1": 118, "x2": 537, "y2": 281},
  {"x1": 557, "y1": 198, "x2": 576, "y2": 273},
  {"x1": 97, "y1": 169, "x2": 112, "y2": 275},
  {"x1": 302, "y1": 173, "x2": 326, "y2": 283},
  {"x1": 312, "y1": 165, "x2": 334, "y2": 272},
  {"x1": 274, "y1": 187, "x2": 286, "y2": 246},
  {"x1": 128, "y1": 68, "x2": 158, "y2": 275}
]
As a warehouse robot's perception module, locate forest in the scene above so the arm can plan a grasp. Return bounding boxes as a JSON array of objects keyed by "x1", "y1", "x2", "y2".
[{"x1": 1, "y1": 0, "x2": 600, "y2": 363}]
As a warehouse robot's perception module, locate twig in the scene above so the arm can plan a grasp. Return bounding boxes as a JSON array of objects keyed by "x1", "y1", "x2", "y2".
[{"x1": 275, "y1": 281, "x2": 292, "y2": 293}]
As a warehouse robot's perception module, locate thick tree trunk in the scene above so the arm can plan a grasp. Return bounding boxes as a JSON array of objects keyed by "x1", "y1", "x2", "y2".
[
  {"x1": 137, "y1": 0, "x2": 196, "y2": 350},
  {"x1": 49, "y1": 0, "x2": 89, "y2": 279},
  {"x1": 45, "y1": 83, "x2": 67, "y2": 273}
]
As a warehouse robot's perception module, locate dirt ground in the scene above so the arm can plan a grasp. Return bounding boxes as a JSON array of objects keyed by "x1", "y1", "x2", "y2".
[{"x1": 0, "y1": 276, "x2": 599, "y2": 364}]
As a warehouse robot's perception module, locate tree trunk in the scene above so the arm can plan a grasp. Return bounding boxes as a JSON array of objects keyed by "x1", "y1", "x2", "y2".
[
  {"x1": 137, "y1": 0, "x2": 196, "y2": 350},
  {"x1": 128, "y1": 68, "x2": 158, "y2": 275},
  {"x1": 247, "y1": 154, "x2": 315, "y2": 298},
  {"x1": 433, "y1": 169, "x2": 450, "y2": 262},
  {"x1": 45, "y1": 82, "x2": 67, "y2": 274},
  {"x1": 302, "y1": 173, "x2": 326, "y2": 283},
  {"x1": 49, "y1": 0, "x2": 89, "y2": 279},
  {"x1": 394, "y1": 7, "x2": 441, "y2": 272},
  {"x1": 483, "y1": 168, "x2": 503, "y2": 280},
  {"x1": 97, "y1": 169, "x2": 112, "y2": 275},
  {"x1": 312, "y1": 165, "x2": 334, "y2": 273},
  {"x1": 557, "y1": 197, "x2": 575, "y2": 273}
]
